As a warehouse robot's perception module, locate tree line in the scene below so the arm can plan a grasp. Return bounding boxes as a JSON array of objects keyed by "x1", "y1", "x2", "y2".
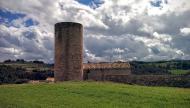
[
  {"x1": 130, "y1": 60, "x2": 190, "y2": 75},
  {"x1": 0, "y1": 65, "x2": 53, "y2": 84}
]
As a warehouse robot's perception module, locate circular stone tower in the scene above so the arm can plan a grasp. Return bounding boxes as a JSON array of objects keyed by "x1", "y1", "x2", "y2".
[{"x1": 54, "y1": 22, "x2": 83, "y2": 81}]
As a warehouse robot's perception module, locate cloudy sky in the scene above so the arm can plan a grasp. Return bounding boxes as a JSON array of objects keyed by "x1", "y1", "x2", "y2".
[{"x1": 0, "y1": 0, "x2": 190, "y2": 63}]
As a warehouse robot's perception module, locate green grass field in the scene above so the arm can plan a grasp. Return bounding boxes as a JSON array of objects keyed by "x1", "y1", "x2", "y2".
[
  {"x1": 0, "y1": 82, "x2": 190, "y2": 108},
  {"x1": 169, "y1": 69, "x2": 190, "y2": 75}
]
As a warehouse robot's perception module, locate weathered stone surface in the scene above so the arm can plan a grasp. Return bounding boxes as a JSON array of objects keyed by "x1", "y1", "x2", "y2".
[
  {"x1": 54, "y1": 22, "x2": 83, "y2": 81},
  {"x1": 83, "y1": 62, "x2": 131, "y2": 81}
]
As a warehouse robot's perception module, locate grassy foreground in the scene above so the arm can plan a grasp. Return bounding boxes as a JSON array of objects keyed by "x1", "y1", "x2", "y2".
[{"x1": 0, "y1": 82, "x2": 190, "y2": 108}]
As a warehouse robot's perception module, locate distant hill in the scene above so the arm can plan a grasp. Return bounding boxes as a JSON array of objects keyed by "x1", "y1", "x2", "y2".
[
  {"x1": 130, "y1": 60, "x2": 190, "y2": 75},
  {"x1": 0, "y1": 59, "x2": 190, "y2": 85},
  {"x1": 0, "y1": 60, "x2": 53, "y2": 84}
]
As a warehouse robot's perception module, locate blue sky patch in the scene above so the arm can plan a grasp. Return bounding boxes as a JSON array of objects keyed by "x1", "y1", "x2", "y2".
[
  {"x1": 77, "y1": 0, "x2": 104, "y2": 8},
  {"x1": 0, "y1": 9, "x2": 38, "y2": 27},
  {"x1": 0, "y1": 9, "x2": 25, "y2": 23},
  {"x1": 77, "y1": 0, "x2": 93, "y2": 5},
  {"x1": 24, "y1": 18, "x2": 39, "y2": 27},
  {"x1": 150, "y1": 0, "x2": 168, "y2": 7}
]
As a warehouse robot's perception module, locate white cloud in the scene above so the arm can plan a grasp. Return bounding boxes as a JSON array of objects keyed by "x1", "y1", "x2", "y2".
[
  {"x1": 180, "y1": 28, "x2": 190, "y2": 36},
  {"x1": 153, "y1": 32, "x2": 172, "y2": 42},
  {"x1": 0, "y1": 0, "x2": 190, "y2": 62}
]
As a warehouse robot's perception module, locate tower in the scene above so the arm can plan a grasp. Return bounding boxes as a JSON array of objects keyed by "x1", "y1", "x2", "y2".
[{"x1": 54, "y1": 22, "x2": 83, "y2": 81}]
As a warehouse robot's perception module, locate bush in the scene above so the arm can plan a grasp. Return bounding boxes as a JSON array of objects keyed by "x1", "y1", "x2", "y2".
[{"x1": 15, "y1": 79, "x2": 29, "y2": 84}]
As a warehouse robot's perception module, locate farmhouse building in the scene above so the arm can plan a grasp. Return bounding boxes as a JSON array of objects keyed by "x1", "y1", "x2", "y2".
[{"x1": 83, "y1": 62, "x2": 131, "y2": 81}]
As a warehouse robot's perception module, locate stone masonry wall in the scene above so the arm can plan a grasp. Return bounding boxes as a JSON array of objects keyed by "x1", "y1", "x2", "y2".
[
  {"x1": 54, "y1": 22, "x2": 83, "y2": 81},
  {"x1": 84, "y1": 68, "x2": 131, "y2": 81}
]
